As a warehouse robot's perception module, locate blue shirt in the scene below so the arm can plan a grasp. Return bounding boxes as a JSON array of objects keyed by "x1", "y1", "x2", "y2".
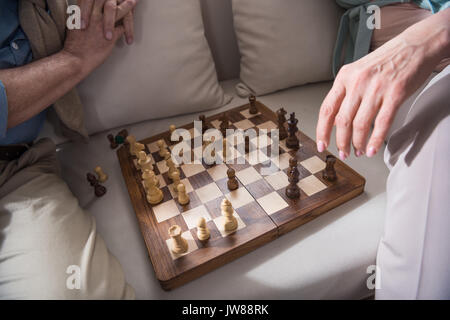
[{"x1": 0, "y1": 0, "x2": 47, "y2": 146}]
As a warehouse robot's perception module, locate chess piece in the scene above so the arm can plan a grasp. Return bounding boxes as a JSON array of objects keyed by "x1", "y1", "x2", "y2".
[
  {"x1": 227, "y1": 168, "x2": 239, "y2": 191},
  {"x1": 171, "y1": 171, "x2": 181, "y2": 193},
  {"x1": 245, "y1": 135, "x2": 250, "y2": 153},
  {"x1": 168, "y1": 225, "x2": 188, "y2": 254},
  {"x1": 166, "y1": 158, "x2": 179, "y2": 181},
  {"x1": 199, "y1": 115, "x2": 209, "y2": 134},
  {"x1": 137, "y1": 151, "x2": 154, "y2": 172},
  {"x1": 286, "y1": 158, "x2": 300, "y2": 199},
  {"x1": 126, "y1": 135, "x2": 137, "y2": 155},
  {"x1": 220, "y1": 112, "x2": 230, "y2": 137},
  {"x1": 286, "y1": 112, "x2": 300, "y2": 150},
  {"x1": 142, "y1": 169, "x2": 160, "y2": 190},
  {"x1": 249, "y1": 95, "x2": 258, "y2": 114},
  {"x1": 107, "y1": 134, "x2": 118, "y2": 149},
  {"x1": 144, "y1": 172, "x2": 164, "y2": 205},
  {"x1": 134, "y1": 142, "x2": 145, "y2": 158},
  {"x1": 222, "y1": 137, "x2": 231, "y2": 159},
  {"x1": 197, "y1": 217, "x2": 210, "y2": 241},
  {"x1": 277, "y1": 108, "x2": 288, "y2": 140},
  {"x1": 169, "y1": 125, "x2": 177, "y2": 144},
  {"x1": 323, "y1": 155, "x2": 337, "y2": 182},
  {"x1": 94, "y1": 166, "x2": 108, "y2": 183},
  {"x1": 157, "y1": 139, "x2": 168, "y2": 158},
  {"x1": 177, "y1": 183, "x2": 190, "y2": 205},
  {"x1": 221, "y1": 199, "x2": 238, "y2": 232},
  {"x1": 87, "y1": 173, "x2": 107, "y2": 197},
  {"x1": 116, "y1": 129, "x2": 128, "y2": 145}
]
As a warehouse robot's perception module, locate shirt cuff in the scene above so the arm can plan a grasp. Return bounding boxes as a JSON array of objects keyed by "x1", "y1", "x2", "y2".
[{"x1": 0, "y1": 80, "x2": 8, "y2": 139}]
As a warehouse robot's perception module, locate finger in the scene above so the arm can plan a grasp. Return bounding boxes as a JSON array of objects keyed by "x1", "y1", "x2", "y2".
[
  {"x1": 116, "y1": 0, "x2": 138, "y2": 22},
  {"x1": 366, "y1": 101, "x2": 397, "y2": 157},
  {"x1": 93, "y1": 0, "x2": 107, "y2": 15},
  {"x1": 351, "y1": 91, "x2": 382, "y2": 157},
  {"x1": 79, "y1": 0, "x2": 94, "y2": 29},
  {"x1": 316, "y1": 81, "x2": 345, "y2": 152},
  {"x1": 122, "y1": 12, "x2": 135, "y2": 45},
  {"x1": 334, "y1": 93, "x2": 361, "y2": 160},
  {"x1": 103, "y1": 0, "x2": 118, "y2": 40},
  {"x1": 113, "y1": 25, "x2": 126, "y2": 42}
]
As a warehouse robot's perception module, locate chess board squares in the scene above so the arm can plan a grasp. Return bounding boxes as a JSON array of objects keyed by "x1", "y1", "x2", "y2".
[
  {"x1": 233, "y1": 119, "x2": 255, "y2": 131},
  {"x1": 181, "y1": 205, "x2": 212, "y2": 229},
  {"x1": 147, "y1": 140, "x2": 167, "y2": 153},
  {"x1": 245, "y1": 149, "x2": 270, "y2": 165},
  {"x1": 207, "y1": 164, "x2": 229, "y2": 181},
  {"x1": 250, "y1": 134, "x2": 272, "y2": 149},
  {"x1": 194, "y1": 182, "x2": 223, "y2": 204},
  {"x1": 257, "y1": 121, "x2": 277, "y2": 131},
  {"x1": 156, "y1": 159, "x2": 169, "y2": 174},
  {"x1": 297, "y1": 175, "x2": 327, "y2": 196},
  {"x1": 240, "y1": 109, "x2": 260, "y2": 119},
  {"x1": 187, "y1": 171, "x2": 214, "y2": 189},
  {"x1": 141, "y1": 174, "x2": 166, "y2": 189},
  {"x1": 181, "y1": 163, "x2": 206, "y2": 177},
  {"x1": 254, "y1": 161, "x2": 281, "y2": 176},
  {"x1": 257, "y1": 191, "x2": 289, "y2": 215},
  {"x1": 210, "y1": 119, "x2": 221, "y2": 130},
  {"x1": 153, "y1": 199, "x2": 181, "y2": 223},
  {"x1": 272, "y1": 152, "x2": 291, "y2": 170},
  {"x1": 265, "y1": 171, "x2": 290, "y2": 191},
  {"x1": 166, "y1": 230, "x2": 198, "y2": 260},
  {"x1": 235, "y1": 166, "x2": 262, "y2": 186},
  {"x1": 225, "y1": 187, "x2": 254, "y2": 209},
  {"x1": 213, "y1": 213, "x2": 246, "y2": 238},
  {"x1": 300, "y1": 156, "x2": 326, "y2": 174}
]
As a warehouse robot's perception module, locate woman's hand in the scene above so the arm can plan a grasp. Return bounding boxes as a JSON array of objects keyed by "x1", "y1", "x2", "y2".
[
  {"x1": 316, "y1": 9, "x2": 450, "y2": 160},
  {"x1": 79, "y1": 0, "x2": 138, "y2": 45}
]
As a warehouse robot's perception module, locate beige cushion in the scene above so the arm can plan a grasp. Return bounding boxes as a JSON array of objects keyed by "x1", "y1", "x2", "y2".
[
  {"x1": 78, "y1": 0, "x2": 230, "y2": 134},
  {"x1": 231, "y1": 0, "x2": 342, "y2": 97}
]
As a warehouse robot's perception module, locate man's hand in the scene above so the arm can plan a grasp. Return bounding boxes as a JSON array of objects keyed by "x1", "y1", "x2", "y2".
[
  {"x1": 64, "y1": 1, "x2": 125, "y2": 77},
  {"x1": 79, "y1": 0, "x2": 138, "y2": 44},
  {"x1": 316, "y1": 9, "x2": 450, "y2": 160}
]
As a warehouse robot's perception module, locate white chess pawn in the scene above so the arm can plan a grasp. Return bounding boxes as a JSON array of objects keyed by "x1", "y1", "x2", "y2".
[
  {"x1": 171, "y1": 171, "x2": 181, "y2": 194},
  {"x1": 177, "y1": 183, "x2": 190, "y2": 205},
  {"x1": 94, "y1": 166, "x2": 108, "y2": 183},
  {"x1": 221, "y1": 198, "x2": 237, "y2": 232},
  {"x1": 169, "y1": 125, "x2": 176, "y2": 142},
  {"x1": 157, "y1": 139, "x2": 168, "y2": 158},
  {"x1": 168, "y1": 225, "x2": 188, "y2": 254},
  {"x1": 137, "y1": 151, "x2": 154, "y2": 172},
  {"x1": 197, "y1": 217, "x2": 210, "y2": 241},
  {"x1": 166, "y1": 158, "x2": 179, "y2": 181},
  {"x1": 126, "y1": 135, "x2": 136, "y2": 155},
  {"x1": 143, "y1": 171, "x2": 163, "y2": 205}
]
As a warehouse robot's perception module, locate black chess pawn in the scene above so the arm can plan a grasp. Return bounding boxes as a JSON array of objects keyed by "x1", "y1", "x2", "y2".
[
  {"x1": 227, "y1": 168, "x2": 239, "y2": 191},
  {"x1": 286, "y1": 112, "x2": 300, "y2": 150},
  {"x1": 286, "y1": 158, "x2": 300, "y2": 199},
  {"x1": 277, "y1": 108, "x2": 288, "y2": 140},
  {"x1": 323, "y1": 155, "x2": 337, "y2": 182},
  {"x1": 107, "y1": 134, "x2": 118, "y2": 149},
  {"x1": 87, "y1": 173, "x2": 107, "y2": 197},
  {"x1": 249, "y1": 95, "x2": 258, "y2": 114},
  {"x1": 199, "y1": 114, "x2": 209, "y2": 134}
]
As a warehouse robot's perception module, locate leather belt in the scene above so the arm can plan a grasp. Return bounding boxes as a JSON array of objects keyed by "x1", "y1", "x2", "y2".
[{"x1": 0, "y1": 144, "x2": 31, "y2": 161}]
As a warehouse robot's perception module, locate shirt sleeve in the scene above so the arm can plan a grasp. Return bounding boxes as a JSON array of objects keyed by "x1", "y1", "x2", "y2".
[{"x1": 0, "y1": 80, "x2": 8, "y2": 138}]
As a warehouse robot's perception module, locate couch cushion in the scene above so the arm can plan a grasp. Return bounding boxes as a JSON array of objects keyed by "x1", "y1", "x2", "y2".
[
  {"x1": 231, "y1": 0, "x2": 342, "y2": 97},
  {"x1": 56, "y1": 79, "x2": 388, "y2": 299},
  {"x1": 77, "y1": 0, "x2": 230, "y2": 135}
]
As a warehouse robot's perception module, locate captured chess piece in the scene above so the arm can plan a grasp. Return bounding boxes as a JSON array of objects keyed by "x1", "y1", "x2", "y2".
[
  {"x1": 168, "y1": 225, "x2": 188, "y2": 254},
  {"x1": 199, "y1": 114, "x2": 209, "y2": 134},
  {"x1": 277, "y1": 108, "x2": 288, "y2": 140},
  {"x1": 107, "y1": 134, "x2": 118, "y2": 149},
  {"x1": 116, "y1": 129, "x2": 128, "y2": 144},
  {"x1": 197, "y1": 217, "x2": 210, "y2": 241},
  {"x1": 249, "y1": 95, "x2": 258, "y2": 114},
  {"x1": 177, "y1": 183, "x2": 190, "y2": 205},
  {"x1": 94, "y1": 166, "x2": 108, "y2": 183},
  {"x1": 323, "y1": 155, "x2": 337, "y2": 182},
  {"x1": 227, "y1": 168, "x2": 239, "y2": 191},
  {"x1": 286, "y1": 112, "x2": 300, "y2": 150},
  {"x1": 286, "y1": 158, "x2": 300, "y2": 199},
  {"x1": 221, "y1": 198, "x2": 238, "y2": 232},
  {"x1": 86, "y1": 173, "x2": 107, "y2": 197}
]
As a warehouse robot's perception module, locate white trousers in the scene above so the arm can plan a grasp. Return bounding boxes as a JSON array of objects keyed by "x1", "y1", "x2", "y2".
[{"x1": 376, "y1": 66, "x2": 450, "y2": 299}]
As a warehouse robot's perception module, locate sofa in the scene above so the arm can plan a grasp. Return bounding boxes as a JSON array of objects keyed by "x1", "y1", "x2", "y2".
[{"x1": 37, "y1": 0, "x2": 394, "y2": 299}]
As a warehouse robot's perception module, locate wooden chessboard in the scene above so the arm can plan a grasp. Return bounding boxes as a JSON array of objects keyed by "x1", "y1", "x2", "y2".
[{"x1": 117, "y1": 101, "x2": 366, "y2": 290}]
